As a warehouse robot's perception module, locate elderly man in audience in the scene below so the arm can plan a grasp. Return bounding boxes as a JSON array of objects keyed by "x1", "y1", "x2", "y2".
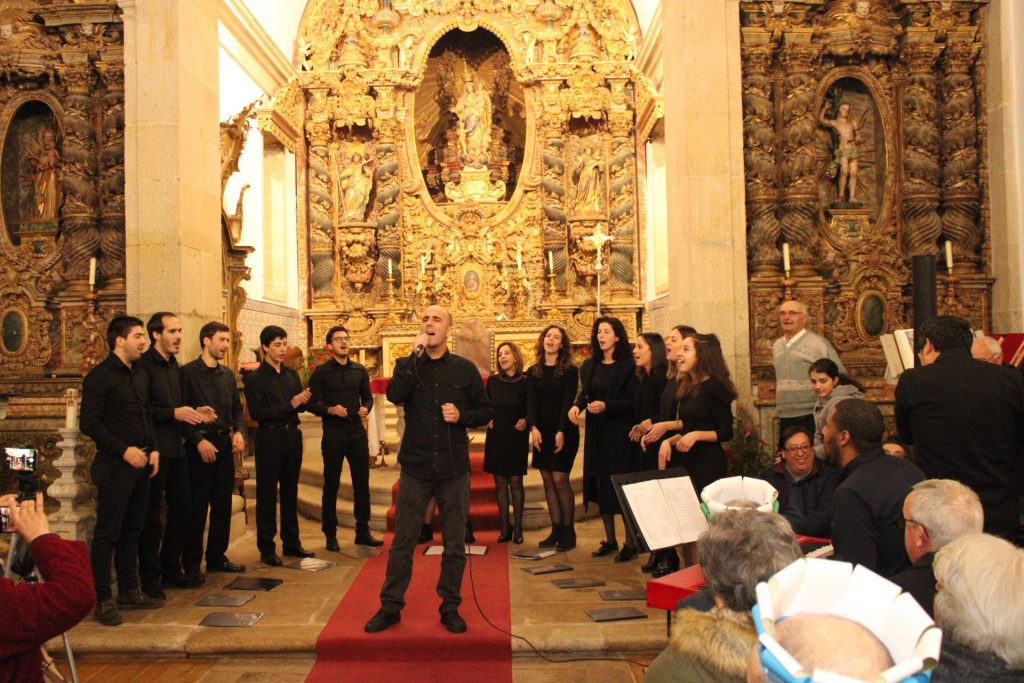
[
  {"x1": 746, "y1": 613, "x2": 894, "y2": 683},
  {"x1": 932, "y1": 534, "x2": 1024, "y2": 681},
  {"x1": 758, "y1": 425, "x2": 839, "y2": 538},
  {"x1": 644, "y1": 510, "x2": 803, "y2": 683},
  {"x1": 823, "y1": 399, "x2": 925, "y2": 576},
  {"x1": 895, "y1": 316, "x2": 1024, "y2": 541},
  {"x1": 891, "y1": 479, "x2": 984, "y2": 616}
]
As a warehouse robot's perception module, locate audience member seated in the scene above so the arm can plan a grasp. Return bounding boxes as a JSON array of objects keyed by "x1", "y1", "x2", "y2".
[
  {"x1": 746, "y1": 613, "x2": 893, "y2": 683},
  {"x1": 758, "y1": 426, "x2": 839, "y2": 538},
  {"x1": 823, "y1": 399, "x2": 925, "y2": 576},
  {"x1": 0, "y1": 493, "x2": 96, "y2": 683},
  {"x1": 644, "y1": 510, "x2": 802, "y2": 683},
  {"x1": 891, "y1": 479, "x2": 983, "y2": 616},
  {"x1": 932, "y1": 534, "x2": 1024, "y2": 682}
]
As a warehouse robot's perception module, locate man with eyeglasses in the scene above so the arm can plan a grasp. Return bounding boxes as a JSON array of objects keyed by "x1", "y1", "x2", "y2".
[
  {"x1": 823, "y1": 399, "x2": 924, "y2": 577},
  {"x1": 759, "y1": 426, "x2": 839, "y2": 538},
  {"x1": 890, "y1": 479, "x2": 983, "y2": 616},
  {"x1": 772, "y1": 300, "x2": 845, "y2": 444},
  {"x1": 307, "y1": 325, "x2": 381, "y2": 550}
]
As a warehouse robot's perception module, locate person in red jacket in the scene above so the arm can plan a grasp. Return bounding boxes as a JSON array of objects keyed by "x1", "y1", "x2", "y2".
[{"x1": 0, "y1": 493, "x2": 96, "y2": 683}]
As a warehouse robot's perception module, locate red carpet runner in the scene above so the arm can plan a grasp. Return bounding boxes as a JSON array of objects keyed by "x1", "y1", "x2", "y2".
[{"x1": 307, "y1": 451, "x2": 512, "y2": 683}]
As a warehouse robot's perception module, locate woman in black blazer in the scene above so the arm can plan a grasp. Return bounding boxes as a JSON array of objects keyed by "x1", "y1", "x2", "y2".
[{"x1": 568, "y1": 316, "x2": 639, "y2": 561}]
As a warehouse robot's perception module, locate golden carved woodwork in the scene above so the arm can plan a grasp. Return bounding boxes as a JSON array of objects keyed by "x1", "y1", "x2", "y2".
[
  {"x1": 288, "y1": 0, "x2": 644, "y2": 364},
  {"x1": 741, "y1": 0, "x2": 992, "y2": 382}
]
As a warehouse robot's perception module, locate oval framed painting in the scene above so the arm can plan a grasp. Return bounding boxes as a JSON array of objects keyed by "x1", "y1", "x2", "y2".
[
  {"x1": 1, "y1": 308, "x2": 27, "y2": 355},
  {"x1": 856, "y1": 291, "x2": 886, "y2": 340}
]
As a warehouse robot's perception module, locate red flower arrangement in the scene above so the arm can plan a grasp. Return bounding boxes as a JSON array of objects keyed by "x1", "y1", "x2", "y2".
[{"x1": 724, "y1": 418, "x2": 773, "y2": 477}]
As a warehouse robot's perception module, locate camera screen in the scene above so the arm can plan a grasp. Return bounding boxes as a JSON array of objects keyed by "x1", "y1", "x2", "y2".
[
  {"x1": 4, "y1": 448, "x2": 36, "y2": 473},
  {"x1": 0, "y1": 506, "x2": 12, "y2": 533}
]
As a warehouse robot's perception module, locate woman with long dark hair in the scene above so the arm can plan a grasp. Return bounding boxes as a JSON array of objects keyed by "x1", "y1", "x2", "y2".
[
  {"x1": 808, "y1": 357, "x2": 864, "y2": 458},
  {"x1": 639, "y1": 325, "x2": 697, "y2": 464},
  {"x1": 484, "y1": 342, "x2": 529, "y2": 543},
  {"x1": 526, "y1": 325, "x2": 580, "y2": 549},
  {"x1": 629, "y1": 331, "x2": 668, "y2": 572},
  {"x1": 568, "y1": 316, "x2": 639, "y2": 561}
]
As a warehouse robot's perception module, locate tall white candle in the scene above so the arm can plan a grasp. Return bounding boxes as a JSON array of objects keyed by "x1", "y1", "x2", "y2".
[
  {"x1": 782, "y1": 243, "x2": 791, "y2": 273},
  {"x1": 548, "y1": 251, "x2": 553, "y2": 274},
  {"x1": 65, "y1": 400, "x2": 78, "y2": 430},
  {"x1": 420, "y1": 255, "x2": 425, "y2": 274},
  {"x1": 944, "y1": 240, "x2": 954, "y2": 272},
  {"x1": 387, "y1": 258, "x2": 393, "y2": 279},
  {"x1": 88, "y1": 257, "x2": 97, "y2": 288}
]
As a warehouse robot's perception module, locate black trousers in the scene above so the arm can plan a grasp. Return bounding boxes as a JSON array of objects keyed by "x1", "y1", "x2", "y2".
[
  {"x1": 90, "y1": 456, "x2": 151, "y2": 602},
  {"x1": 183, "y1": 434, "x2": 235, "y2": 570},
  {"x1": 138, "y1": 454, "x2": 190, "y2": 589},
  {"x1": 321, "y1": 427, "x2": 371, "y2": 536},
  {"x1": 380, "y1": 472, "x2": 469, "y2": 615},
  {"x1": 255, "y1": 427, "x2": 302, "y2": 555}
]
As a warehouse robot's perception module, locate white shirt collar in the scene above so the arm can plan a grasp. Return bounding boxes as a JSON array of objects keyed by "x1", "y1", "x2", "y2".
[{"x1": 784, "y1": 328, "x2": 808, "y2": 348}]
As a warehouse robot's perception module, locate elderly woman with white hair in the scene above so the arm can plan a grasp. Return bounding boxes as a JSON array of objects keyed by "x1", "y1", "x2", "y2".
[
  {"x1": 932, "y1": 534, "x2": 1024, "y2": 682},
  {"x1": 644, "y1": 511, "x2": 802, "y2": 683}
]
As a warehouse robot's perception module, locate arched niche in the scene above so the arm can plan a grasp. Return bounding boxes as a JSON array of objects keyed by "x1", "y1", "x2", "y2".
[
  {"x1": 1, "y1": 99, "x2": 63, "y2": 245},
  {"x1": 411, "y1": 27, "x2": 526, "y2": 206}
]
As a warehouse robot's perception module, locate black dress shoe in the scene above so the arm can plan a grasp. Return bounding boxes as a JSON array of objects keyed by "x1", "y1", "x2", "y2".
[
  {"x1": 538, "y1": 524, "x2": 562, "y2": 547},
  {"x1": 364, "y1": 608, "x2": 401, "y2": 633},
  {"x1": 440, "y1": 610, "x2": 467, "y2": 634},
  {"x1": 556, "y1": 526, "x2": 576, "y2": 551},
  {"x1": 418, "y1": 523, "x2": 434, "y2": 543},
  {"x1": 497, "y1": 524, "x2": 513, "y2": 543},
  {"x1": 207, "y1": 559, "x2": 246, "y2": 573},
  {"x1": 614, "y1": 545, "x2": 638, "y2": 563},
  {"x1": 283, "y1": 545, "x2": 315, "y2": 558},
  {"x1": 592, "y1": 541, "x2": 619, "y2": 557},
  {"x1": 355, "y1": 531, "x2": 383, "y2": 547},
  {"x1": 94, "y1": 598, "x2": 123, "y2": 626},
  {"x1": 117, "y1": 589, "x2": 165, "y2": 610},
  {"x1": 261, "y1": 553, "x2": 283, "y2": 566},
  {"x1": 179, "y1": 570, "x2": 205, "y2": 588},
  {"x1": 513, "y1": 525, "x2": 524, "y2": 545},
  {"x1": 143, "y1": 587, "x2": 167, "y2": 601},
  {"x1": 325, "y1": 536, "x2": 340, "y2": 552},
  {"x1": 641, "y1": 552, "x2": 658, "y2": 573}
]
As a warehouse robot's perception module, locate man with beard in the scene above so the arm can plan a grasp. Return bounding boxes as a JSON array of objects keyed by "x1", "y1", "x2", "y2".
[
  {"x1": 823, "y1": 399, "x2": 924, "y2": 577},
  {"x1": 181, "y1": 321, "x2": 248, "y2": 578},
  {"x1": 137, "y1": 312, "x2": 211, "y2": 596},
  {"x1": 81, "y1": 315, "x2": 163, "y2": 626}
]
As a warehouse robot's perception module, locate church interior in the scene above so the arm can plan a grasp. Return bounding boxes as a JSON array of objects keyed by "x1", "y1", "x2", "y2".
[{"x1": 1, "y1": 0, "x2": 1023, "y2": 681}]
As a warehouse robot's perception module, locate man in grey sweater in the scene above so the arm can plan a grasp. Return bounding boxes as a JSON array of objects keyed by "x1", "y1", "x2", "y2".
[{"x1": 773, "y1": 300, "x2": 845, "y2": 442}]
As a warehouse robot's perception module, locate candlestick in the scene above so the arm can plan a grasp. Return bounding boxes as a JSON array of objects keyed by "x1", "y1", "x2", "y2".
[
  {"x1": 88, "y1": 257, "x2": 97, "y2": 290},
  {"x1": 944, "y1": 240, "x2": 954, "y2": 274},
  {"x1": 782, "y1": 243, "x2": 791, "y2": 275}
]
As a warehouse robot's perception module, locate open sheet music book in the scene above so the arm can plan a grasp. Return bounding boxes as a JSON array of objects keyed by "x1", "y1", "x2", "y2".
[{"x1": 621, "y1": 475, "x2": 709, "y2": 550}]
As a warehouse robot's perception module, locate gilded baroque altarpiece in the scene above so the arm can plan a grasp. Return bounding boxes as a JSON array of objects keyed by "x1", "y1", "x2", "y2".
[
  {"x1": 740, "y1": 0, "x2": 993, "y2": 402},
  {"x1": 263, "y1": 0, "x2": 651, "y2": 371}
]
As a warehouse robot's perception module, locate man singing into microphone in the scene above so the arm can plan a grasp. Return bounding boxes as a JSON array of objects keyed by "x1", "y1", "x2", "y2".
[{"x1": 364, "y1": 305, "x2": 491, "y2": 634}]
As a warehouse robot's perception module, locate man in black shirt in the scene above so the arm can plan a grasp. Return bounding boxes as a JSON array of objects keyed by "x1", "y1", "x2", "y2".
[
  {"x1": 242, "y1": 325, "x2": 312, "y2": 566},
  {"x1": 823, "y1": 399, "x2": 925, "y2": 577},
  {"x1": 308, "y1": 325, "x2": 381, "y2": 550},
  {"x1": 181, "y1": 321, "x2": 248, "y2": 577},
  {"x1": 365, "y1": 305, "x2": 491, "y2": 635},
  {"x1": 80, "y1": 315, "x2": 164, "y2": 626},
  {"x1": 137, "y1": 312, "x2": 211, "y2": 597}
]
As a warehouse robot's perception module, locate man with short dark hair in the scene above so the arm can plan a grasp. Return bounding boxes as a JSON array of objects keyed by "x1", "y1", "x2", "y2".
[
  {"x1": 364, "y1": 305, "x2": 491, "y2": 635},
  {"x1": 308, "y1": 325, "x2": 380, "y2": 550},
  {"x1": 243, "y1": 325, "x2": 312, "y2": 566},
  {"x1": 895, "y1": 315, "x2": 1024, "y2": 539},
  {"x1": 759, "y1": 425, "x2": 839, "y2": 538},
  {"x1": 823, "y1": 399, "x2": 925, "y2": 576},
  {"x1": 137, "y1": 312, "x2": 210, "y2": 596},
  {"x1": 81, "y1": 315, "x2": 164, "y2": 626},
  {"x1": 181, "y1": 321, "x2": 248, "y2": 577}
]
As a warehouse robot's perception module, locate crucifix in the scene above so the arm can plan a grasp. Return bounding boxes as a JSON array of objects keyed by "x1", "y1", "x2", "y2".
[{"x1": 585, "y1": 223, "x2": 613, "y2": 314}]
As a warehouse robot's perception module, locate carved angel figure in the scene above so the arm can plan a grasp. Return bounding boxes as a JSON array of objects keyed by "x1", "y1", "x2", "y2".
[
  {"x1": 26, "y1": 128, "x2": 62, "y2": 220},
  {"x1": 453, "y1": 80, "x2": 492, "y2": 167}
]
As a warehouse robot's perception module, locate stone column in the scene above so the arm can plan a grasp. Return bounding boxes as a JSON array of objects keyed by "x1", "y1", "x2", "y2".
[
  {"x1": 986, "y1": 0, "x2": 1024, "y2": 331},
  {"x1": 662, "y1": 0, "x2": 751, "y2": 408},
  {"x1": 119, "y1": 0, "x2": 222, "y2": 358},
  {"x1": 901, "y1": 35, "x2": 945, "y2": 258}
]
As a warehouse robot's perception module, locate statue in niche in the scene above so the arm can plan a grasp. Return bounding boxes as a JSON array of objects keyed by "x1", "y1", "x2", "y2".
[
  {"x1": 453, "y1": 78, "x2": 492, "y2": 168},
  {"x1": 26, "y1": 127, "x2": 62, "y2": 220},
  {"x1": 338, "y1": 150, "x2": 374, "y2": 222},
  {"x1": 572, "y1": 145, "x2": 605, "y2": 215},
  {"x1": 819, "y1": 98, "x2": 865, "y2": 206}
]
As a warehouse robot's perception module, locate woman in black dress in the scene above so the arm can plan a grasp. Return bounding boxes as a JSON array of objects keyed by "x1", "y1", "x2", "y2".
[
  {"x1": 527, "y1": 324, "x2": 580, "y2": 550},
  {"x1": 629, "y1": 331, "x2": 668, "y2": 571},
  {"x1": 484, "y1": 342, "x2": 529, "y2": 543},
  {"x1": 569, "y1": 316, "x2": 639, "y2": 561},
  {"x1": 659, "y1": 332, "x2": 736, "y2": 496}
]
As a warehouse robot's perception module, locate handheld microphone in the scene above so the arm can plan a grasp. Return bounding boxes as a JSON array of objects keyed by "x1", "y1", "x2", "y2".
[{"x1": 414, "y1": 344, "x2": 425, "y2": 357}]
